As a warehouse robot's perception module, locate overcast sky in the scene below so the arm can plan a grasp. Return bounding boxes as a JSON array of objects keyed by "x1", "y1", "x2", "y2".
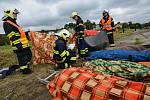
[{"x1": 0, "y1": 0, "x2": 150, "y2": 34}]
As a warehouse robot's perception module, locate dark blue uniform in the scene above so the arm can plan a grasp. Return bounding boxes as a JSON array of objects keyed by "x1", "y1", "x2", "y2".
[
  {"x1": 53, "y1": 37, "x2": 76, "y2": 69},
  {"x1": 3, "y1": 17, "x2": 32, "y2": 74},
  {"x1": 75, "y1": 17, "x2": 88, "y2": 58}
]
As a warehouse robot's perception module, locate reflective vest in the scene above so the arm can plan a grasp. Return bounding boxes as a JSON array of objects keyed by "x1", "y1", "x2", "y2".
[
  {"x1": 101, "y1": 16, "x2": 113, "y2": 31},
  {"x1": 5, "y1": 20, "x2": 29, "y2": 48}
]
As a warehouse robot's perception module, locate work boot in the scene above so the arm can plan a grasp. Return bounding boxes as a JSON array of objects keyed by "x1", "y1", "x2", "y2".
[{"x1": 20, "y1": 68, "x2": 32, "y2": 74}]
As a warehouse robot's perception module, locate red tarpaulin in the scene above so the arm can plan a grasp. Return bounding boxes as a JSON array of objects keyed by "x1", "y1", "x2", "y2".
[
  {"x1": 30, "y1": 31, "x2": 76, "y2": 65},
  {"x1": 47, "y1": 67, "x2": 150, "y2": 100},
  {"x1": 84, "y1": 30, "x2": 98, "y2": 36}
]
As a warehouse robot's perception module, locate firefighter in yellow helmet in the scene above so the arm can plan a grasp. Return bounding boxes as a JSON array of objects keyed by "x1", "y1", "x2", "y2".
[
  {"x1": 71, "y1": 12, "x2": 89, "y2": 59},
  {"x1": 99, "y1": 10, "x2": 115, "y2": 47},
  {"x1": 53, "y1": 29, "x2": 77, "y2": 69},
  {"x1": 2, "y1": 9, "x2": 32, "y2": 75}
]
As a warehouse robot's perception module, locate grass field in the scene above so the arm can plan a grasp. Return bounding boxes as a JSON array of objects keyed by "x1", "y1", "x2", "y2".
[
  {"x1": 114, "y1": 29, "x2": 134, "y2": 41},
  {"x1": 0, "y1": 46, "x2": 17, "y2": 68}
]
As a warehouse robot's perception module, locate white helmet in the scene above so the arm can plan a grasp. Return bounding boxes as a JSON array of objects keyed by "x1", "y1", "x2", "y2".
[
  {"x1": 59, "y1": 29, "x2": 71, "y2": 40},
  {"x1": 103, "y1": 9, "x2": 109, "y2": 14},
  {"x1": 71, "y1": 11, "x2": 79, "y2": 18}
]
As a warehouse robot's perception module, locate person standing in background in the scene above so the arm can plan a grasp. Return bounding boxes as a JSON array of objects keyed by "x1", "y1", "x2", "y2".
[
  {"x1": 99, "y1": 10, "x2": 115, "y2": 47},
  {"x1": 71, "y1": 12, "x2": 89, "y2": 59}
]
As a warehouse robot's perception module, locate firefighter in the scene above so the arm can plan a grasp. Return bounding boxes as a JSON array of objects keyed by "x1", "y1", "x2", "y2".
[
  {"x1": 2, "y1": 9, "x2": 32, "y2": 74},
  {"x1": 53, "y1": 29, "x2": 77, "y2": 69},
  {"x1": 71, "y1": 12, "x2": 89, "y2": 59},
  {"x1": 99, "y1": 10, "x2": 115, "y2": 47}
]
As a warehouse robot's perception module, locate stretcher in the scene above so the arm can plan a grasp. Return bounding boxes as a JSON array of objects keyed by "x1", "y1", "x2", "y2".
[{"x1": 37, "y1": 70, "x2": 59, "y2": 84}]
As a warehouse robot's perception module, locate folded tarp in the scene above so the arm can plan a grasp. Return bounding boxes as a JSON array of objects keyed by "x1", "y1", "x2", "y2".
[
  {"x1": 84, "y1": 30, "x2": 109, "y2": 51},
  {"x1": 84, "y1": 30, "x2": 98, "y2": 36},
  {"x1": 47, "y1": 67, "x2": 150, "y2": 100},
  {"x1": 88, "y1": 50, "x2": 150, "y2": 61},
  {"x1": 138, "y1": 62, "x2": 150, "y2": 66},
  {"x1": 30, "y1": 31, "x2": 76, "y2": 65},
  {"x1": 30, "y1": 31, "x2": 57, "y2": 65},
  {"x1": 84, "y1": 59, "x2": 150, "y2": 81}
]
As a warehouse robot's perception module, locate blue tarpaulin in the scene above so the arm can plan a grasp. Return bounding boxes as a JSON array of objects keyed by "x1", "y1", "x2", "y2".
[{"x1": 88, "y1": 50, "x2": 150, "y2": 61}]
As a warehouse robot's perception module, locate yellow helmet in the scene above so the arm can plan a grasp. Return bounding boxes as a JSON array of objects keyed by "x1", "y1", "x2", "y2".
[
  {"x1": 59, "y1": 29, "x2": 71, "y2": 40},
  {"x1": 2, "y1": 9, "x2": 19, "y2": 20},
  {"x1": 71, "y1": 11, "x2": 79, "y2": 18}
]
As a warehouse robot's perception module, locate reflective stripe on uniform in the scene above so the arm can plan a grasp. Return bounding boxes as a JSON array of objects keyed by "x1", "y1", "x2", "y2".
[
  {"x1": 85, "y1": 48, "x2": 88, "y2": 52},
  {"x1": 60, "y1": 57, "x2": 66, "y2": 63},
  {"x1": 10, "y1": 41, "x2": 13, "y2": 45},
  {"x1": 20, "y1": 65, "x2": 28, "y2": 70},
  {"x1": 22, "y1": 44, "x2": 29, "y2": 48},
  {"x1": 80, "y1": 50, "x2": 86, "y2": 54},
  {"x1": 107, "y1": 32, "x2": 113, "y2": 34},
  {"x1": 103, "y1": 25, "x2": 111, "y2": 28},
  {"x1": 65, "y1": 63, "x2": 68, "y2": 68},
  {"x1": 70, "y1": 57, "x2": 77, "y2": 60},
  {"x1": 60, "y1": 50, "x2": 67, "y2": 57},
  {"x1": 53, "y1": 50, "x2": 59, "y2": 54},
  {"x1": 66, "y1": 51, "x2": 69, "y2": 56},
  {"x1": 12, "y1": 39, "x2": 20, "y2": 45},
  {"x1": 7, "y1": 32, "x2": 15, "y2": 39},
  {"x1": 7, "y1": 32, "x2": 20, "y2": 39}
]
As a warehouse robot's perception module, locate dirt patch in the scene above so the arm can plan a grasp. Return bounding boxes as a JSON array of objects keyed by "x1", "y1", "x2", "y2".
[{"x1": 0, "y1": 64, "x2": 54, "y2": 100}]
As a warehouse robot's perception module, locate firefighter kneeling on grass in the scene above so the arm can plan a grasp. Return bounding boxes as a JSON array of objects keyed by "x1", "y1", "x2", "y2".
[
  {"x1": 53, "y1": 29, "x2": 77, "y2": 69},
  {"x1": 2, "y1": 9, "x2": 32, "y2": 75}
]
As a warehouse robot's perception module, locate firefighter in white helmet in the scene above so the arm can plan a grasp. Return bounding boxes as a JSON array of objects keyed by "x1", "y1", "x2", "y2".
[
  {"x1": 71, "y1": 12, "x2": 89, "y2": 59},
  {"x1": 53, "y1": 29, "x2": 77, "y2": 69},
  {"x1": 1, "y1": 8, "x2": 32, "y2": 76},
  {"x1": 99, "y1": 9, "x2": 115, "y2": 47}
]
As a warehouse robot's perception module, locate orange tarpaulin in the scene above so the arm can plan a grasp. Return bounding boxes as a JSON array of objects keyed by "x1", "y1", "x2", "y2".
[
  {"x1": 30, "y1": 31, "x2": 76, "y2": 65},
  {"x1": 138, "y1": 62, "x2": 150, "y2": 67},
  {"x1": 47, "y1": 67, "x2": 150, "y2": 100},
  {"x1": 30, "y1": 31, "x2": 58, "y2": 65}
]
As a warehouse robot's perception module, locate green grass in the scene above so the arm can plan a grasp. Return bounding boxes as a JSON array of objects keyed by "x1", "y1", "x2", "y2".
[
  {"x1": 0, "y1": 45, "x2": 17, "y2": 68},
  {"x1": 114, "y1": 29, "x2": 134, "y2": 41}
]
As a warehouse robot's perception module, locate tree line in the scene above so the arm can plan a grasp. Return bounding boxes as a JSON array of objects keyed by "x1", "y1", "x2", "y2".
[
  {"x1": 0, "y1": 20, "x2": 150, "y2": 46},
  {"x1": 64, "y1": 20, "x2": 150, "y2": 30}
]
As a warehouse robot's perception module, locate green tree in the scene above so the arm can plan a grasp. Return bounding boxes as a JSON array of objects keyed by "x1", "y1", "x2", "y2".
[
  {"x1": 84, "y1": 20, "x2": 93, "y2": 30},
  {"x1": 135, "y1": 23, "x2": 142, "y2": 29},
  {"x1": 122, "y1": 23, "x2": 129, "y2": 28},
  {"x1": 64, "y1": 23, "x2": 76, "y2": 30}
]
